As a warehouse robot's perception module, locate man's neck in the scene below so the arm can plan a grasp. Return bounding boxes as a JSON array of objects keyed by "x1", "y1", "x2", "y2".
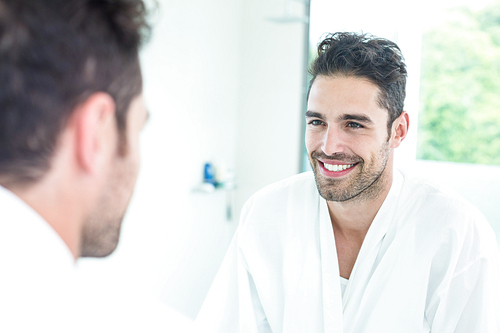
[
  {"x1": 327, "y1": 169, "x2": 393, "y2": 279},
  {"x1": 328, "y1": 167, "x2": 394, "y2": 246}
]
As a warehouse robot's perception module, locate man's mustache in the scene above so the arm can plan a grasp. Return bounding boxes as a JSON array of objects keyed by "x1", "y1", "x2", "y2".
[{"x1": 311, "y1": 151, "x2": 363, "y2": 164}]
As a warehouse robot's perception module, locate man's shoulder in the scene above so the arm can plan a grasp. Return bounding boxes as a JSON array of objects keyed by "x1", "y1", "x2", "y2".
[
  {"x1": 252, "y1": 171, "x2": 316, "y2": 198},
  {"x1": 397, "y1": 170, "x2": 493, "y2": 242},
  {"x1": 239, "y1": 172, "x2": 319, "y2": 224},
  {"x1": 400, "y1": 171, "x2": 482, "y2": 217},
  {"x1": 244, "y1": 172, "x2": 319, "y2": 210}
]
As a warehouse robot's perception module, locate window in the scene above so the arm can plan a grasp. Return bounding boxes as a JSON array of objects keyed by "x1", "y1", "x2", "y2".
[{"x1": 418, "y1": 2, "x2": 500, "y2": 165}]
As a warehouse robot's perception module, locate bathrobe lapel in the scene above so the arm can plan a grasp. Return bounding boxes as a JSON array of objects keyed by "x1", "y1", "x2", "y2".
[{"x1": 318, "y1": 172, "x2": 404, "y2": 332}]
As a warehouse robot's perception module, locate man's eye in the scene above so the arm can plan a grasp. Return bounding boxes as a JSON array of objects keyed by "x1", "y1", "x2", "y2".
[
  {"x1": 347, "y1": 122, "x2": 363, "y2": 128},
  {"x1": 308, "y1": 119, "x2": 324, "y2": 126}
]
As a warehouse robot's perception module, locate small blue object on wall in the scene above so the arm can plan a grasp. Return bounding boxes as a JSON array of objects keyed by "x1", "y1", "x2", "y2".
[{"x1": 203, "y1": 162, "x2": 216, "y2": 185}]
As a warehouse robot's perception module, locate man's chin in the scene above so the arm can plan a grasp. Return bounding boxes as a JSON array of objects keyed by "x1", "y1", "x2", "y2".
[
  {"x1": 312, "y1": 167, "x2": 363, "y2": 202},
  {"x1": 80, "y1": 241, "x2": 119, "y2": 258},
  {"x1": 80, "y1": 224, "x2": 122, "y2": 258}
]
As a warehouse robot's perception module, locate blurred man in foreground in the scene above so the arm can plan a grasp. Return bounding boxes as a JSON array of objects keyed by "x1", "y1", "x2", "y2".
[{"x1": 0, "y1": 0, "x2": 188, "y2": 331}]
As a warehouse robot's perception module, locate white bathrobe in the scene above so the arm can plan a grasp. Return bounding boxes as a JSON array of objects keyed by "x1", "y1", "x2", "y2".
[
  {"x1": 196, "y1": 170, "x2": 500, "y2": 332},
  {"x1": 0, "y1": 185, "x2": 192, "y2": 333}
]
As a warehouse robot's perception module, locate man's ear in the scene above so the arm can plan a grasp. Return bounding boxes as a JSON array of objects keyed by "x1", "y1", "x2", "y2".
[
  {"x1": 389, "y1": 111, "x2": 409, "y2": 148},
  {"x1": 70, "y1": 92, "x2": 116, "y2": 174}
]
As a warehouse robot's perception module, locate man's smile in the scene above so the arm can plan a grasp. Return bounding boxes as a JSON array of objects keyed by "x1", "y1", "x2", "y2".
[
  {"x1": 322, "y1": 162, "x2": 356, "y2": 172},
  {"x1": 316, "y1": 159, "x2": 359, "y2": 178}
]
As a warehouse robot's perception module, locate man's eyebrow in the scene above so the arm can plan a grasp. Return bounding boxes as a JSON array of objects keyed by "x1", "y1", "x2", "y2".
[
  {"x1": 338, "y1": 113, "x2": 374, "y2": 124},
  {"x1": 305, "y1": 111, "x2": 325, "y2": 119}
]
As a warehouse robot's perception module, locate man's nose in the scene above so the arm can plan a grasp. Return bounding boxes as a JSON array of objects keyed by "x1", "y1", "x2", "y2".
[{"x1": 321, "y1": 126, "x2": 347, "y2": 156}]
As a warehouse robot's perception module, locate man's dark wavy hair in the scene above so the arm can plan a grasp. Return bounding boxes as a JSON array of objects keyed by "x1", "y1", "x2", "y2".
[
  {"x1": 308, "y1": 32, "x2": 407, "y2": 133},
  {"x1": 0, "y1": 0, "x2": 151, "y2": 185}
]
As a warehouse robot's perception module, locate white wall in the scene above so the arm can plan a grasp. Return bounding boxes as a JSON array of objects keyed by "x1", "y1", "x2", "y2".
[
  {"x1": 78, "y1": 0, "x2": 306, "y2": 321},
  {"x1": 234, "y1": 0, "x2": 306, "y2": 219}
]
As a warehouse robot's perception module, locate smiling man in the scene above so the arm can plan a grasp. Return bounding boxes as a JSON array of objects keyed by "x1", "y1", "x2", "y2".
[{"x1": 197, "y1": 32, "x2": 500, "y2": 332}]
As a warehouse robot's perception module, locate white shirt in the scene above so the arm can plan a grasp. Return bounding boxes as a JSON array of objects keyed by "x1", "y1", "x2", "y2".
[
  {"x1": 0, "y1": 185, "x2": 77, "y2": 332},
  {"x1": 196, "y1": 170, "x2": 500, "y2": 332},
  {"x1": 0, "y1": 185, "x2": 192, "y2": 332},
  {"x1": 340, "y1": 277, "x2": 348, "y2": 299}
]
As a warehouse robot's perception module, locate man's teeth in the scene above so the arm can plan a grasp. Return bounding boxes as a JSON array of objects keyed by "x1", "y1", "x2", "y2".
[{"x1": 323, "y1": 163, "x2": 354, "y2": 172}]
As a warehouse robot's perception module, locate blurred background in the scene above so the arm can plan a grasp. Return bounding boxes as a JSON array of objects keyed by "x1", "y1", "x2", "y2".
[{"x1": 77, "y1": 0, "x2": 500, "y2": 323}]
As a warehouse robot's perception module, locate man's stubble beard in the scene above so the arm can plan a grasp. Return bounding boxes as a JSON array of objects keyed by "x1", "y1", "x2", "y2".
[
  {"x1": 310, "y1": 141, "x2": 391, "y2": 204},
  {"x1": 80, "y1": 182, "x2": 127, "y2": 258},
  {"x1": 80, "y1": 153, "x2": 136, "y2": 258}
]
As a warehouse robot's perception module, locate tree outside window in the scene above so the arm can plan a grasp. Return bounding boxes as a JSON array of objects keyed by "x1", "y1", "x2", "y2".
[{"x1": 418, "y1": 1, "x2": 500, "y2": 165}]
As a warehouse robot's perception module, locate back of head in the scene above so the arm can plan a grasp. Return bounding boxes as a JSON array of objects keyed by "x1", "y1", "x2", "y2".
[
  {"x1": 0, "y1": 0, "x2": 150, "y2": 186},
  {"x1": 308, "y1": 32, "x2": 407, "y2": 130}
]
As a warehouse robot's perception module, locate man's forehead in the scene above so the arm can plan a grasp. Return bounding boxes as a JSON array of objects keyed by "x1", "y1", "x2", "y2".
[
  {"x1": 310, "y1": 75, "x2": 380, "y2": 96},
  {"x1": 307, "y1": 77, "x2": 389, "y2": 119}
]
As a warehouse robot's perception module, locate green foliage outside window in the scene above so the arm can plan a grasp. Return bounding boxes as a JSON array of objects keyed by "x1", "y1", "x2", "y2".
[{"x1": 418, "y1": 1, "x2": 500, "y2": 165}]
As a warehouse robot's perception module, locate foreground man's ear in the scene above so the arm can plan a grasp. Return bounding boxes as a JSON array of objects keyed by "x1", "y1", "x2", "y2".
[
  {"x1": 389, "y1": 111, "x2": 409, "y2": 148},
  {"x1": 69, "y1": 92, "x2": 117, "y2": 175}
]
